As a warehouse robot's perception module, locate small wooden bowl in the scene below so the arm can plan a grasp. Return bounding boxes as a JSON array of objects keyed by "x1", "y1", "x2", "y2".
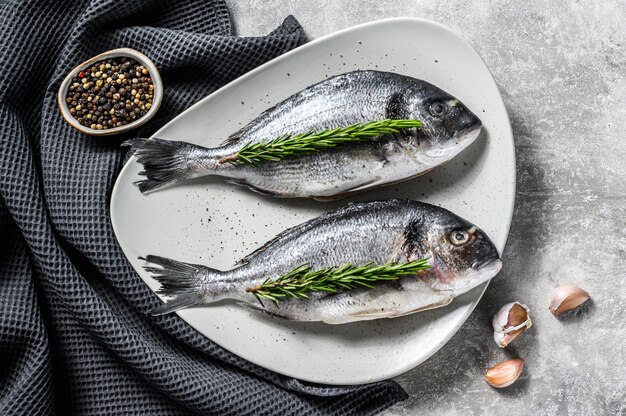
[{"x1": 58, "y1": 48, "x2": 163, "y2": 136}]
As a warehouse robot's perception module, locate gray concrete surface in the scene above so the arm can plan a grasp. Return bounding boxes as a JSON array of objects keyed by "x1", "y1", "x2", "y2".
[{"x1": 227, "y1": 1, "x2": 626, "y2": 414}]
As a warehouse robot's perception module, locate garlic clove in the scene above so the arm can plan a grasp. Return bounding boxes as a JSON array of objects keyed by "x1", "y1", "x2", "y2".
[
  {"x1": 492, "y1": 302, "x2": 532, "y2": 348},
  {"x1": 494, "y1": 326, "x2": 527, "y2": 348},
  {"x1": 506, "y1": 302, "x2": 529, "y2": 326},
  {"x1": 549, "y1": 285, "x2": 589, "y2": 316},
  {"x1": 485, "y1": 358, "x2": 524, "y2": 388}
]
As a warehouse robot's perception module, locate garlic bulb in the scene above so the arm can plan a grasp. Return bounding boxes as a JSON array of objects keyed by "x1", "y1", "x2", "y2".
[
  {"x1": 492, "y1": 302, "x2": 532, "y2": 348},
  {"x1": 485, "y1": 358, "x2": 524, "y2": 388},
  {"x1": 549, "y1": 285, "x2": 590, "y2": 316}
]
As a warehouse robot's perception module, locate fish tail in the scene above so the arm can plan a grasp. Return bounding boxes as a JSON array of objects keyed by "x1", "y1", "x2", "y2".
[
  {"x1": 149, "y1": 294, "x2": 205, "y2": 316},
  {"x1": 140, "y1": 255, "x2": 226, "y2": 316},
  {"x1": 128, "y1": 138, "x2": 217, "y2": 194}
]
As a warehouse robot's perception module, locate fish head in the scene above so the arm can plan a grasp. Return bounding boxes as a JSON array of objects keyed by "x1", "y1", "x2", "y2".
[
  {"x1": 404, "y1": 204, "x2": 501, "y2": 297},
  {"x1": 407, "y1": 82, "x2": 482, "y2": 164}
]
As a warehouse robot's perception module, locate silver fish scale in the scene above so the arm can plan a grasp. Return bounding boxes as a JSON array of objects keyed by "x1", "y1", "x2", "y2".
[
  {"x1": 228, "y1": 201, "x2": 417, "y2": 286},
  {"x1": 222, "y1": 200, "x2": 446, "y2": 323},
  {"x1": 238, "y1": 72, "x2": 394, "y2": 142},
  {"x1": 145, "y1": 200, "x2": 501, "y2": 321},
  {"x1": 134, "y1": 70, "x2": 481, "y2": 197},
  {"x1": 214, "y1": 71, "x2": 431, "y2": 198},
  {"x1": 234, "y1": 142, "x2": 400, "y2": 197}
]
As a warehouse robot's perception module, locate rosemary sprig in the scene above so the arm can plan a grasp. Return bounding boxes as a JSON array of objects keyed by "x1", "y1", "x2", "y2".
[
  {"x1": 246, "y1": 259, "x2": 431, "y2": 307},
  {"x1": 219, "y1": 119, "x2": 423, "y2": 166}
]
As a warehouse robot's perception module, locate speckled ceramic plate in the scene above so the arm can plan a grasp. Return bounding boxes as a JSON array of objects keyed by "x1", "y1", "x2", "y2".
[{"x1": 111, "y1": 18, "x2": 515, "y2": 385}]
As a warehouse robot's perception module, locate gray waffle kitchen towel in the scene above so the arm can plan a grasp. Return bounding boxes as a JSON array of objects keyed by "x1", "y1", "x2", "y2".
[{"x1": 0, "y1": 0, "x2": 408, "y2": 415}]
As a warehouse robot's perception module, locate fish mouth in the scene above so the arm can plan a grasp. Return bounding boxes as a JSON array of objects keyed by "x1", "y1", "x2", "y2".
[
  {"x1": 475, "y1": 258, "x2": 502, "y2": 274},
  {"x1": 472, "y1": 257, "x2": 501, "y2": 271},
  {"x1": 451, "y1": 259, "x2": 502, "y2": 296},
  {"x1": 422, "y1": 122, "x2": 482, "y2": 163},
  {"x1": 452, "y1": 122, "x2": 482, "y2": 146}
]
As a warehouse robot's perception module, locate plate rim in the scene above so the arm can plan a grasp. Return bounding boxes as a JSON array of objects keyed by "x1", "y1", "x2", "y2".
[{"x1": 111, "y1": 17, "x2": 516, "y2": 384}]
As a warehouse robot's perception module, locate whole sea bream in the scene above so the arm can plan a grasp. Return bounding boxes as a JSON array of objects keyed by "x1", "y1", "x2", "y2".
[
  {"x1": 131, "y1": 70, "x2": 482, "y2": 199},
  {"x1": 143, "y1": 200, "x2": 502, "y2": 324}
]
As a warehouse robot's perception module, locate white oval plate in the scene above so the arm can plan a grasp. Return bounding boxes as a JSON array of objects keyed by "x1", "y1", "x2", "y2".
[{"x1": 111, "y1": 18, "x2": 515, "y2": 385}]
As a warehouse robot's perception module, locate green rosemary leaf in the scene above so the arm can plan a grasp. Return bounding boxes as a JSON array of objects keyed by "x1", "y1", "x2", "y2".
[
  {"x1": 245, "y1": 259, "x2": 431, "y2": 307},
  {"x1": 220, "y1": 119, "x2": 423, "y2": 166}
]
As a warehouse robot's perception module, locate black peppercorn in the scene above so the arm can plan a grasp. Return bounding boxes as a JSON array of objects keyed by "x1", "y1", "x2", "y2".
[{"x1": 65, "y1": 56, "x2": 155, "y2": 130}]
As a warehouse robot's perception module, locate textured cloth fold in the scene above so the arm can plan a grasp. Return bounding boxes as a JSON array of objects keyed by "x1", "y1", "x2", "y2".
[{"x1": 0, "y1": 0, "x2": 407, "y2": 415}]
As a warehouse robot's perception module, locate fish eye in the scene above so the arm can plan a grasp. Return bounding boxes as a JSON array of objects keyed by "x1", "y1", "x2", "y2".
[
  {"x1": 449, "y1": 229, "x2": 470, "y2": 246},
  {"x1": 429, "y1": 101, "x2": 449, "y2": 118}
]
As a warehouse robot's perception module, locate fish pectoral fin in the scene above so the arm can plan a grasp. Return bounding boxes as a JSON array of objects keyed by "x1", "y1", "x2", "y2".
[
  {"x1": 393, "y1": 297, "x2": 454, "y2": 316},
  {"x1": 340, "y1": 297, "x2": 454, "y2": 321}
]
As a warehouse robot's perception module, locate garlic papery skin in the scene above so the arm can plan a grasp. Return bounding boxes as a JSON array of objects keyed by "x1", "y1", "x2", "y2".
[
  {"x1": 492, "y1": 302, "x2": 532, "y2": 348},
  {"x1": 485, "y1": 358, "x2": 524, "y2": 388},
  {"x1": 549, "y1": 285, "x2": 590, "y2": 316}
]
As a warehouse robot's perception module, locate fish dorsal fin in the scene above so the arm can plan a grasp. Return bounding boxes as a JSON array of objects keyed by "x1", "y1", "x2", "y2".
[
  {"x1": 233, "y1": 218, "x2": 320, "y2": 266},
  {"x1": 234, "y1": 244, "x2": 269, "y2": 266},
  {"x1": 233, "y1": 202, "x2": 377, "y2": 267},
  {"x1": 220, "y1": 127, "x2": 246, "y2": 146},
  {"x1": 220, "y1": 100, "x2": 288, "y2": 147},
  {"x1": 233, "y1": 225, "x2": 306, "y2": 266}
]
